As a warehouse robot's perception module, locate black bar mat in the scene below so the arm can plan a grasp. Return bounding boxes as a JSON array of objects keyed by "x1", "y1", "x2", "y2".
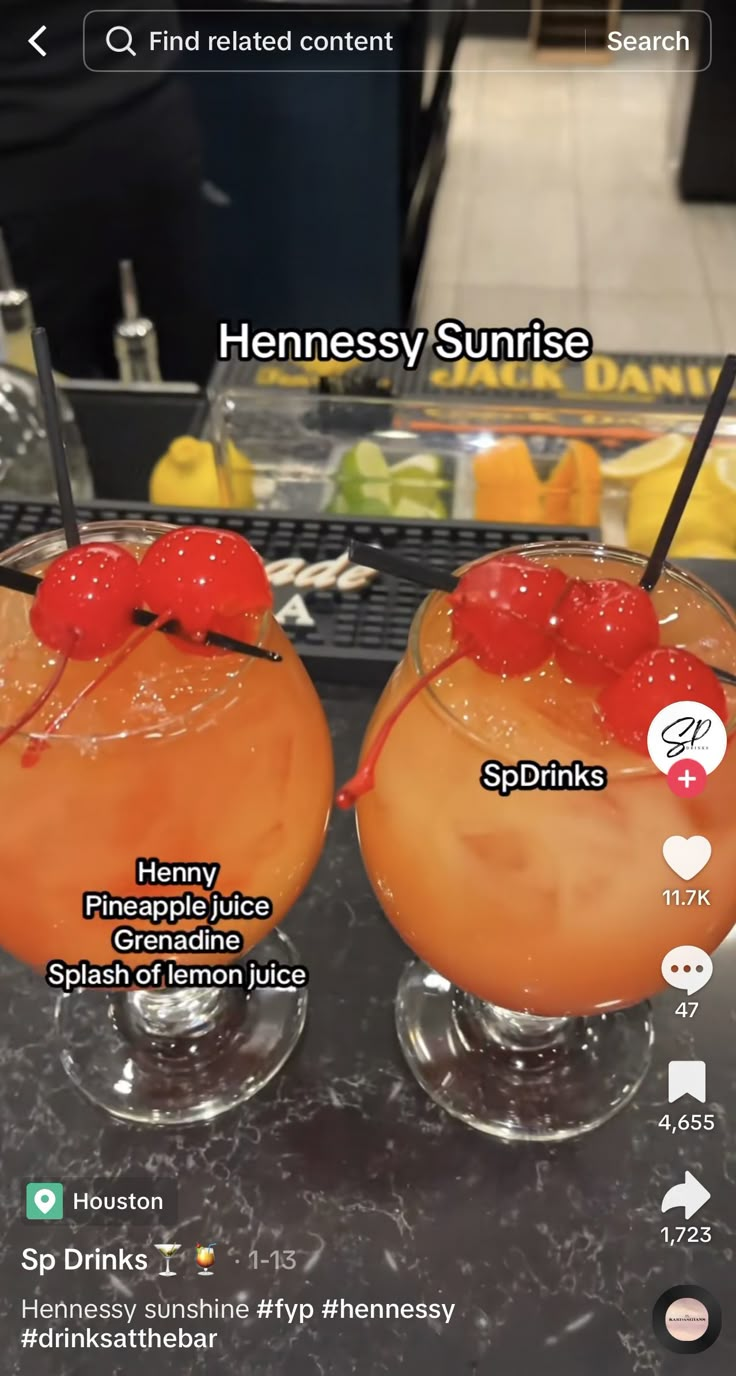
[{"x1": 0, "y1": 498, "x2": 596, "y2": 686}]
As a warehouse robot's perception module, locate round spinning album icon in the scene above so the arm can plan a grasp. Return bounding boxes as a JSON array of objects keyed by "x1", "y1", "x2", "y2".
[
  {"x1": 647, "y1": 700, "x2": 727, "y2": 778},
  {"x1": 652, "y1": 1285, "x2": 721, "y2": 1355}
]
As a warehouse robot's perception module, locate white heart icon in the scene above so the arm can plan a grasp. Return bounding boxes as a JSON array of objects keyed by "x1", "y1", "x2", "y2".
[{"x1": 662, "y1": 835, "x2": 712, "y2": 881}]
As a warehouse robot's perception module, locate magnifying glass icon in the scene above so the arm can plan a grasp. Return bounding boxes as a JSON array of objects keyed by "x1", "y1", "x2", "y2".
[{"x1": 106, "y1": 25, "x2": 136, "y2": 57}]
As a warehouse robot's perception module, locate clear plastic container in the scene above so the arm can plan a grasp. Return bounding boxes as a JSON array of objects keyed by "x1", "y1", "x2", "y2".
[
  {"x1": 212, "y1": 390, "x2": 736, "y2": 558},
  {"x1": 0, "y1": 366, "x2": 93, "y2": 501}
]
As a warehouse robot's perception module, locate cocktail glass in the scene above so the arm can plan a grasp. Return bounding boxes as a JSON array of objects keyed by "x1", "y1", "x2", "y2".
[
  {"x1": 155, "y1": 1243, "x2": 181, "y2": 1276},
  {"x1": 0, "y1": 521, "x2": 333, "y2": 1125},
  {"x1": 351, "y1": 542, "x2": 736, "y2": 1139}
]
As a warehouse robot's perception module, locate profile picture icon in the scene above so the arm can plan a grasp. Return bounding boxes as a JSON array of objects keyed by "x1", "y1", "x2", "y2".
[{"x1": 652, "y1": 1285, "x2": 721, "y2": 1354}]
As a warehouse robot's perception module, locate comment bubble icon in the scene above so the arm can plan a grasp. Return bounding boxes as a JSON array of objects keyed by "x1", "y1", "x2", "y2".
[{"x1": 661, "y1": 945, "x2": 713, "y2": 997}]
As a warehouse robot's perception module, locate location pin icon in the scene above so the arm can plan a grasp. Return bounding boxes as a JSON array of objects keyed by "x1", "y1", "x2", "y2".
[
  {"x1": 33, "y1": 1189, "x2": 56, "y2": 1214},
  {"x1": 25, "y1": 1182, "x2": 63, "y2": 1219}
]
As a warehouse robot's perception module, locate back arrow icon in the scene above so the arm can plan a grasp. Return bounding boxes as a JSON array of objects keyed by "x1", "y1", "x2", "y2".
[{"x1": 29, "y1": 25, "x2": 47, "y2": 57}]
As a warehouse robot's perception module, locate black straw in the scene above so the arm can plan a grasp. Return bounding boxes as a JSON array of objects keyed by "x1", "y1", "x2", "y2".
[
  {"x1": 31, "y1": 328, "x2": 80, "y2": 548},
  {"x1": 130, "y1": 609, "x2": 280, "y2": 661},
  {"x1": 0, "y1": 566, "x2": 279, "y2": 661},
  {"x1": 349, "y1": 540, "x2": 457, "y2": 594},
  {"x1": 640, "y1": 353, "x2": 736, "y2": 592},
  {"x1": 0, "y1": 567, "x2": 37, "y2": 597}
]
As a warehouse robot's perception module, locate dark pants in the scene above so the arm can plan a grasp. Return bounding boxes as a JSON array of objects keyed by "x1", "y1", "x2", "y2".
[{"x1": 0, "y1": 80, "x2": 215, "y2": 384}]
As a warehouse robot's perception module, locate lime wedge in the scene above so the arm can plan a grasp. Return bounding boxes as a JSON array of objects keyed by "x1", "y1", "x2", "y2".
[
  {"x1": 390, "y1": 455, "x2": 448, "y2": 508},
  {"x1": 345, "y1": 491, "x2": 394, "y2": 516},
  {"x1": 393, "y1": 494, "x2": 448, "y2": 519},
  {"x1": 337, "y1": 440, "x2": 389, "y2": 485},
  {"x1": 391, "y1": 452, "x2": 444, "y2": 480},
  {"x1": 336, "y1": 480, "x2": 393, "y2": 515}
]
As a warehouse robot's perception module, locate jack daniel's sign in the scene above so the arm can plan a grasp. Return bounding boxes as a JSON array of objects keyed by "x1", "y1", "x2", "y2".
[{"x1": 238, "y1": 352, "x2": 730, "y2": 412}]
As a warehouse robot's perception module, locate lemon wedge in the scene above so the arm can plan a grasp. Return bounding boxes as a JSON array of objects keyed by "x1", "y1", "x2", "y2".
[
  {"x1": 604, "y1": 433, "x2": 691, "y2": 483},
  {"x1": 670, "y1": 540, "x2": 736, "y2": 559},
  {"x1": 627, "y1": 456, "x2": 736, "y2": 553},
  {"x1": 712, "y1": 447, "x2": 736, "y2": 495},
  {"x1": 149, "y1": 437, "x2": 254, "y2": 509}
]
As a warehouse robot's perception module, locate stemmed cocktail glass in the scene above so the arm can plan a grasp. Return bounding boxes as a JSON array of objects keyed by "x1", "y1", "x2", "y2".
[
  {"x1": 339, "y1": 359, "x2": 736, "y2": 1139},
  {"x1": 0, "y1": 519, "x2": 333, "y2": 1125},
  {"x1": 339, "y1": 541, "x2": 736, "y2": 1139}
]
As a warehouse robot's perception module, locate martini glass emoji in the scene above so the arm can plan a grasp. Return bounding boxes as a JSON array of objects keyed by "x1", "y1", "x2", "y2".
[
  {"x1": 196, "y1": 1245, "x2": 215, "y2": 1276},
  {"x1": 0, "y1": 522, "x2": 333, "y2": 1125},
  {"x1": 155, "y1": 1243, "x2": 181, "y2": 1277}
]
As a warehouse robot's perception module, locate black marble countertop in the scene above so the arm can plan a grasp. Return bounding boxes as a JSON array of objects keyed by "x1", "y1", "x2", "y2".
[{"x1": 1, "y1": 684, "x2": 734, "y2": 1375}]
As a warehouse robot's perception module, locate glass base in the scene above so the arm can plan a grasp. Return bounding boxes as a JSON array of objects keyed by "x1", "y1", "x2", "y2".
[
  {"x1": 56, "y1": 930, "x2": 307, "y2": 1126},
  {"x1": 395, "y1": 959, "x2": 654, "y2": 1141}
]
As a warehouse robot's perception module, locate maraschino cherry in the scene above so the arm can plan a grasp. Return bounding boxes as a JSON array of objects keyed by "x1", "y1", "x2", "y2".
[
  {"x1": 0, "y1": 541, "x2": 140, "y2": 755},
  {"x1": 598, "y1": 646, "x2": 727, "y2": 754},
  {"x1": 139, "y1": 527, "x2": 272, "y2": 651},
  {"x1": 448, "y1": 554, "x2": 567, "y2": 675},
  {"x1": 554, "y1": 578, "x2": 660, "y2": 686},
  {"x1": 25, "y1": 528, "x2": 273, "y2": 759},
  {"x1": 336, "y1": 554, "x2": 567, "y2": 808},
  {"x1": 3, "y1": 528, "x2": 274, "y2": 761},
  {"x1": 30, "y1": 543, "x2": 140, "y2": 660}
]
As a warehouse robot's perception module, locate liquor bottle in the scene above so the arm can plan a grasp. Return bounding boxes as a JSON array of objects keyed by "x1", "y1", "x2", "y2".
[
  {"x1": 114, "y1": 259, "x2": 162, "y2": 384},
  {"x1": 0, "y1": 229, "x2": 37, "y2": 374}
]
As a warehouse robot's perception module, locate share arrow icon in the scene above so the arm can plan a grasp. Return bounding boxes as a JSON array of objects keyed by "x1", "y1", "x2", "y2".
[
  {"x1": 29, "y1": 26, "x2": 47, "y2": 57},
  {"x1": 661, "y1": 1170, "x2": 711, "y2": 1220}
]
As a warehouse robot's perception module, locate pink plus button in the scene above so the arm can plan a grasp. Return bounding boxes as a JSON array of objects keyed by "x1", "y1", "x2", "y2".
[{"x1": 667, "y1": 758, "x2": 707, "y2": 797}]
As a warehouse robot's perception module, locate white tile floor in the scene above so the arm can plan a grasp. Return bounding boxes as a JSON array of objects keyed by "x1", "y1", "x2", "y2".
[{"x1": 417, "y1": 30, "x2": 736, "y2": 355}]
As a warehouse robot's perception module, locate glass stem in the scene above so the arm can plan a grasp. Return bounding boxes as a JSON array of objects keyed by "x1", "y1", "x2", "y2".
[
  {"x1": 462, "y1": 994, "x2": 572, "y2": 1052},
  {"x1": 122, "y1": 987, "x2": 236, "y2": 1043}
]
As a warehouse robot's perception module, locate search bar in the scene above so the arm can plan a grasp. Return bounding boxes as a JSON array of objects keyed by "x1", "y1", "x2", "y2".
[
  {"x1": 84, "y1": 8, "x2": 404, "y2": 74},
  {"x1": 83, "y1": 9, "x2": 712, "y2": 75}
]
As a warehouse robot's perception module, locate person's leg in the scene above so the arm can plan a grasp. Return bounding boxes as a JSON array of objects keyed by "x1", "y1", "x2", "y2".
[
  {"x1": 2, "y1": 79, "x2": 216, "y2": 383},
  {"x1": 4, "y1": 204, "x2": 119, "y2": 378},
  {"x1": 5, "y1": 184, "x2": 215, "y2": 385},
  {"x1": 122, "y1": 179, "x2": 216, "y2": 385}
]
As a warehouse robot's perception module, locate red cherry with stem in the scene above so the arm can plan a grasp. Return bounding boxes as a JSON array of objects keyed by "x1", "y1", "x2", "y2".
[
  {"x1": 30, "y1": 543, "x2": 140, "y2": 661},
  {"x1": 336, "y1": 645, "x2": 466, "y2": 808},
  {"x1": 139, "y1": 528, "x2": 272, "y2": 652},
  {"x1": 337, "y1": 554, "x2": 568, "y2": 808},
  {"x1": 598, "y1": 647, "x2": 727, "y2": 755},
  {"x1": 0, "y1": 653, "x2": 69, "y2": 752},
  {"x1": 555, "y1": 577, "x2": 660, "y2": 686},
  {"x1": 22, "y1": 612, "x2": 170, "y2": 768},
  {"x1": 449, "y1": 554, "x2": 568, "y2": 676}
]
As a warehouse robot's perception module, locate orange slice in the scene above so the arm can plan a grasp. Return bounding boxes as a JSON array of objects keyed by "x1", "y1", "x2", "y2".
[
  {"x1": 543, "y1": 439, "x2": 601, "y2": 526},
  {"x1": 473, "y1": 437, "x2": 544, "y2": 524}
]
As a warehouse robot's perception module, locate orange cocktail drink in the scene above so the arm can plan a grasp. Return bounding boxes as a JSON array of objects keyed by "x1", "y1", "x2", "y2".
[
  {"x1": 342, "y1": 540, "x2": 736, "y2": 1139},
  {"x1": 0, "y1": 521, "x2": 333, "y2": 1124},
  {"x1": 355, "y1": 547, "x2": 736, "y2": 1016}
]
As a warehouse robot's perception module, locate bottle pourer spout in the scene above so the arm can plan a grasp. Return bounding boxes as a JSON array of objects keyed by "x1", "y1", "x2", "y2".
[
  {"x1": 0, "y1": 228, "x2": 15, "y2": 292},
  {"x1": 119, "y1": 259, "x2": 140, "y2": 322}
]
